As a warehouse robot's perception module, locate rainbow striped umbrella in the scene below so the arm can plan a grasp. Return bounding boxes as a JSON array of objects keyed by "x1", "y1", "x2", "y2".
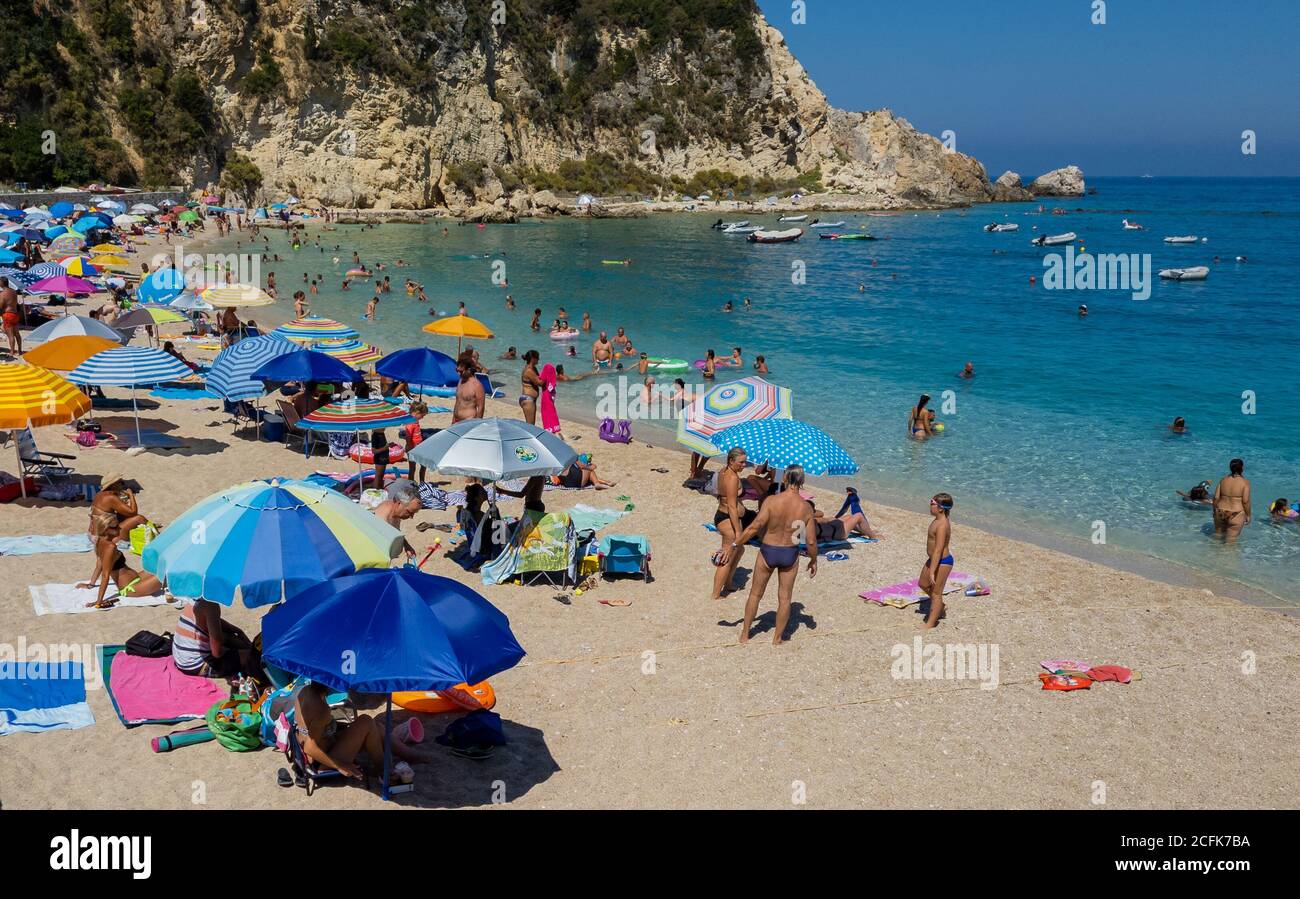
[
  {"x1": 47, "y1": 233, "x2": 86, "y2": 253},
  {"x1": 676, "y1": 376, "x2": 794, "y2": 455},
  {"x1": 312, "y1": 337, "x2": 382, "y2": 366},
  {"x1": 298, "y1": 397, "x2": 414, "y2": 432},
  {"x1": 142, "y1": 478, "x2": 404, "y2": 607},
  {"x1": 271, "y1": 316, "x2": 359, "y2": 345}
]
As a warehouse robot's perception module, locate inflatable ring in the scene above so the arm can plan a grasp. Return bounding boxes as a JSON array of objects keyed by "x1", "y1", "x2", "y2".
[
  {"x1": 647, "y1": 358, "x2": 689, "y2": 373},
  {"x1": 393, "y1": 681, "x2": 496, "y2": 714},
  {"x1": 549, "y1": 329, "x2": 580, "y2": 341},
  {"x1": 349, "y1": 442, "x2": 406, "y2": 464}
]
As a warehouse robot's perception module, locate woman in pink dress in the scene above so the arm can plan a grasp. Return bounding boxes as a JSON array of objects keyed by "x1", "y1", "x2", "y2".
[{"x1": 539, "y1": 363, "x2": 561, "y2": 435}]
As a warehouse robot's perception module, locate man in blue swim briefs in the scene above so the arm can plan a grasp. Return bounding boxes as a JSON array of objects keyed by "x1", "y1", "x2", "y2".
[
  {"x1": 720, "y1": 466, "x2": 818, "y2": 645},
  {"x1": 592, "y1": 331, "x2": 613, "y2": 369},
  {"x1": 920, "y1": 493, "x2": 955, "y2": 630}
]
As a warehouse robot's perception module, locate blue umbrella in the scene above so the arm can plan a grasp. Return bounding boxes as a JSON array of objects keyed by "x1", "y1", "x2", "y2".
[
  {"x1": 27, "y1": 262, "x2": 66, "y2": 280},
  {"x1": 261, "y1": 567, "x2": 526, "y2": 799},
  {"x1": 375, "y1": 347, "x2": 458, "y2": 392},
  {"x1": 43, "y1": 225, "x2": 69, "y2": 239},
  {"x1": 205, "y1": 334, "x2": 303, "y2": 401},
  {"x1": 137, "y1": 267, "x2": 186, "y2": 304},
  {"x1": 11, "y1": 228, "x2": 46, "y2": 242},
  {"x1": 0, "y1": 267, "x2": 38, "y2": 288},
  {"x1": 49, "y1": 201, "x2": 74, "y2": 218},
  {"x1": 708, "y1": 419, "x2": 859, "y2": 477},
  {"x1": 0, "y1": 249, "x2": 20, "y2": 264},
  {"x1": 0, "y1": 232, "x2": 17, "y2": 247},
  {"x1": 251, "y1": 349, "x2": 359, "y2": 385}
]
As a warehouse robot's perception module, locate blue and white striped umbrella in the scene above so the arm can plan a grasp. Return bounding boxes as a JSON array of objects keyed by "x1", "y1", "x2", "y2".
[
  {"x1": 27, "y1": 262, "x2": 66, "y2": 280},
  {"x1": 205, "y1": 334, "x2": 302, "y2": 401},
  {"x1": 67, "y1": 346, "x2": 194, "y2": 444},
  {"x1": 708, "y1": 419, "x2": 859, "y2": 477}
]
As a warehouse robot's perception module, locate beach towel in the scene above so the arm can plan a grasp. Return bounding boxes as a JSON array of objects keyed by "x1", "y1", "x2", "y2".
[
  {"x1": 539, "y1": 364, "x2": 560, "y2": 434},
  {"x1": 568, "y1": 504, "x2": 628, "y2": 533},
  {"x1": 1040, "y1": 659, "x2": 1093, "y2": 674},
  {"x1": 702, "y1": 522, "x2": 875, "y2": 551},
  {"x1": 0, "y1": 661, "x2": 95, "y2": 735},
  {"x1": 114, "y1": 429, "x2": 188, "y2": 449},
  {"x1": 30, "y1": 582, "x2": 171, "y2": 616},
  {"x1": 99, "y1": 645, "x2": 226, "y2": 728},
  {"x1": 0, "y1": 534, "x2": 94, "y2": 556},
  {"x1": 150, "y1": 387, "x2": 213, "y2": 400},
  {"x1": 859, "y1": 572, "x2": 979, "y2": 607}
]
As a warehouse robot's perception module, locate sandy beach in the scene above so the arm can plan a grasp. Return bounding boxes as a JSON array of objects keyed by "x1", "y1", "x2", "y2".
[{"x1": 3, "y1": 319, "x2": 1298, "y2": 809}]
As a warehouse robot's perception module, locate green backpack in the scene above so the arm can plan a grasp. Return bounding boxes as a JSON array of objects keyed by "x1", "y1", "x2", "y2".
[{"x1": 205, "y1": 696, "x2": 264, "y2": 752}]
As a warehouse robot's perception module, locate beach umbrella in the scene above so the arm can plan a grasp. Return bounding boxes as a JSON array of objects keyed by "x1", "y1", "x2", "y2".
[
  {"x1": 25, "y1": 314, "x2": 127, "y2": 346},
  {"x1": 261, "y1": 566, "x2": 525, "y2": 799},
  {"x1": 201, "y1": 284, "x2": 274, "y2": 307},
  {"x1": 375, "y1": 347, "x2": 457, "y2": 393},
  {"x1": 11, "y1": 227, "x2": 47, "y2": 242},
  {"x1": 311, "y1": 337, "x2": 382, "y2": 366},
  {"x1": 112, "y1": 305, "x2": 189, "y2": 330},
  {"x1": 48, "y1": 201, "x2": 74, "y2": 219},
  {"x1": 0, "y1": 268, "x2": 39, "y2": 289},
  {"x1": 44, "y1": 225, "x2": 69, "y2": 238},
  {"x1": 0, "y1": 248, "x2": 21, "y2": 264},
  {"x1": 129, "y1": 203, "x2": 160, "y2": 214},
  {"x1": 57, "y1": 256, "x2": 99, "y2": 277},
  {"x1": 22, "y1": 335, "x2": 121, "y2": 371},
  {"x1": 422, "y1": 315, "x2": 494, "y2": 354},
  {"x1": 169, "y1": 293, "x2": 214, "y2": 312},
  {"x1": 137, "y1": 267, "x2": 186, "y2": 304},
  {"x1": 27, "y1": 262, "x2": 67, "y2": 280},
  {"x1": 177, "y1": 210, "x2": 199, "y2": 222},
  {"x1": 298, "y1": 397, "x2": 414, "y2": 433},
  {"x1": 142, "y1": 478, "x2": 404, "y2": 608},
  {"x1": 205, "y1": 334, "x2": 302, "y2": 402},
  {"x1": 112, "y1": 213, "x2": 144, "y2": 226},
  {"x1": 90, "y1": 254, "x2": 131, "y2": 271},
  {"x1": 95, "y1": 199, "x2": 125, "y2": 212},
  {"x1": 708, "y1": 419, "x2": 859, "y2": 477},
  {"x1": 409, "y1": 416, "x2": 576, "y2": 481},
  {"x1": 66, "y1": 346, "x2": 192, "y2": 443},
  {"x1": 90, "y1": 243, "x2": 126, "y2": 254},
  {"x1": 70, "y1": 216, "x2": 106, "y2": 234},
  {"x1": 270, "y1": 315, "x2": 359, "y2": 345},
  {"x1": 0, "y1": 361, "x2": 93, "y2": 496},
  {"x1": 250, "y1": 349, "x2": 359, "y2": 385},
  {"x1": 676, "y1": 376, "x2": 793, "y2": 456},
  {"x1": 47, "y1": 233, "x2": 86, "y2": 253},
  {"x1": 29, "y1": 274, "x2": 99, "y2": 295}
]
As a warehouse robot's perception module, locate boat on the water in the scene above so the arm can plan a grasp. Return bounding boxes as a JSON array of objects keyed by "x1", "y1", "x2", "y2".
[
  {"x1": 1030, "y1": 232, "x2": 1077, "y2": 246},
  {"x1": 1122, "y1": 219, "x2": 1144, "y2": 230},
  {"x1": 808, "y1": 220, "x2": 846, "y2": 229},
  {"x1": 748, "y1": 228, "x2": 804, "y2": 244},
  {"x1": 723, "y1": 224, "x2": 761, "y2": 234},
  {"x1": 983, "y1": 222, "x2": 1019, "y2": 232},
  {"x1": 1159, "y1": 266, "x2": 1209, "y2": 281},
  {"x1": 1164, "y1": 235, "x2": 1200, "y2": 244},
  {"x1": 778, "y1": 214, "x2": 808, "y2": 223},
  {"x1": 818, "y1": 232, "x2": 876, "y2": 241},
  {"x1": 712, "y1": 219, "x2": 748, "y2": 230}
]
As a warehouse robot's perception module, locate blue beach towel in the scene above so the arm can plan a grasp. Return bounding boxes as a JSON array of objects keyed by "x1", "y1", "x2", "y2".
[
  {"x1": 150, "y1": 387, "x2": 214, "y2": 400},
  {"x1": 567, "y1": 504, "x2": 627, "y2": 533},
  {"x1": 0, "y1": 661, "x2": 95, "y2": 735},
  {"x1": 0, "y1": 534, "x2": 94, "y2": 556}
]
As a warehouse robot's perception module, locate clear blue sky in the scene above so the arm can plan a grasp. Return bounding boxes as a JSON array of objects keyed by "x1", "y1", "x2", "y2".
[{"x1": 754, "y1": 0, "x2": 1300, "y2": 177}]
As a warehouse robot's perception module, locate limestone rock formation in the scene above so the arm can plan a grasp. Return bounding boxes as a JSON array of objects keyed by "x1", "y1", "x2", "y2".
[{"x1": 1030, "y1": 166, "x2": 1086, "y2": 197}]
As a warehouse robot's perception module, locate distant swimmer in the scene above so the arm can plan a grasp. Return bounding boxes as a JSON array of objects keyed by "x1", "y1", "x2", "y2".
[
  {"x1": 753, "y1": 355, "x2": 769, "y2": 375},
  {"x1": 1078, "y1": 304, "x2": 1088, "y2": 317},
  {"x1": 1178, "y1": 480, "x2": 1213, "y2": 504},
  {"x1": 1269, "y1": 498, "x2": 1299, "y2": 523},
  {"x1": 1212, "y1": 458, "x2": 1251, "y2": 542},
  {"x1": 723, "y1": 300, "x2": 734, "y2": 312},
  {"x1": 1169, "y1": 416, "x2": 1187, "y2": 434},
  {"x1": 530, "y1": 308, "x2": 541, "y2": 332},
  {"x1": 743, "y1": 297, "x2": 752, "y2": 309},
  {"x1": 957, "y1": 362, "x2": 975, "y2": 380}
]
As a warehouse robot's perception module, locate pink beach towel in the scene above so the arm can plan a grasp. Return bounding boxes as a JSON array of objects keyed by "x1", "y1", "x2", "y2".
[
  {"x1": 859, "y1": 572, "x2": 977, "y2": 607},
  {"x1": 539, "y1": 364, "x2": 561, "y2": 434},
  {"x1": 109, "y1": 651, "x2": 227, "y2": 724}
]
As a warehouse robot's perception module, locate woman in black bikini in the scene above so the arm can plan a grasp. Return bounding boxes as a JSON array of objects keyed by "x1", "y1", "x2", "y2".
[
  {"x1": 519, "y1": 350, "x2": 541, "y2": 425},
  {"x1": 710, "y1": 448, "x2": 756, "y2": 601}
]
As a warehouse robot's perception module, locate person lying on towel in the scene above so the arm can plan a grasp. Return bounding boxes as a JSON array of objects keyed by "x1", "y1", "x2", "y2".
[{"x1": 76, "y1": 536, "x2": 164, "y2": 609}]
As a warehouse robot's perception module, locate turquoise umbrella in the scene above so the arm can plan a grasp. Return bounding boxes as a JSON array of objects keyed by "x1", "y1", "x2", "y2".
[{"x1": 708, "y1": 419, "x2": 859, "y2": 477}]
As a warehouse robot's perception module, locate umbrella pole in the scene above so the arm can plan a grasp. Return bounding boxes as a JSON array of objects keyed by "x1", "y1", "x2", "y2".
[
  {"x1": 381, "y1": 695, "x2": 393, "y2": 802},
  {"x1": 132, "y1": 387, "x2": 142, "y2": 445},
  {"x1": 14, "y1": 436, "x2": 25, "y2": 499}
]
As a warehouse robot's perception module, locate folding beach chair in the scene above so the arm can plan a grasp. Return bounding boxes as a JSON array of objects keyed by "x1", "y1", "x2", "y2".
[
  {"x1": 598, "y1": 534, "x2": 652, "y2": 581},
  {"x1": 283, "y1": 723, "x2": 363, "y2": 796},
  {"x1": 514, "y1": 512, "x2": 578, "y2": 587},
  {"x1": 277, "y1": 400, "x2": 324, "y2": 457},
  {"x1": 14, "y1": 427, "x2": 76, "y2": 483}
]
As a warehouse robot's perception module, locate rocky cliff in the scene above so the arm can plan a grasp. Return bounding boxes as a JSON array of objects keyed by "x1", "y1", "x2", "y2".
[{"x1": 3, "y1": 0, "x2": 1058, "y2": 212}]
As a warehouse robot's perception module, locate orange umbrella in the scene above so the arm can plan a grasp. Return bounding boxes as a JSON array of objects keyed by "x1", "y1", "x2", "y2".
[
  {"x1": 422, "y1": 315, "x2": 494, "y2": 354},
  {"x1": 23, "y1": 335, "x2": 121, "y2": 371},
  {"x1": 0, "y1": 362, "x2": 92, "y2": 497}
]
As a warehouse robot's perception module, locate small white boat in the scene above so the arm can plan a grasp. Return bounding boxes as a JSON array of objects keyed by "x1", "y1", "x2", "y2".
[
  {"x1": 1031, "y1": 231, "x2": 1077, "y2": 246},
  {"x1": 984, "y1": 222, "x2": 1019, "y2": 232},
  {"x1": 1159, "y1": 266, "x2": 1209, "y2": 281},
  {"x1": 1163, "y1": 235, "x2": 1199, "y2": 244},
  {"x1": 713, "y1": 220, "x2": 748, "y2": 230},
  {"x1": 808, "y1": 220, "x2": 846, "y2": 229},
  {"x1": 1122, "y1": 219, "x2": 1144, "y2": 230},
  {"x1": 778, "y1": 214, "x2": 808, "y2": 223},
  {"x1": 747, "y1": 228, "x2": 804, "y2": 244},
  {"x1": 723, "y1": 224, "x2": 761, "y2": 234}
]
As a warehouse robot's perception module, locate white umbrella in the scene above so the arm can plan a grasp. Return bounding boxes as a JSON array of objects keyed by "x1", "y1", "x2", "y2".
[
  {"x1": 408, "y1": 417, "x2": 577, "y2": 481},
  {"x1": 129, "y1": 203, "x2": 160, "y2": 214},
  {"x1": 25, "y1": 315, "x2": 128, "y2": 346},
  {"x1": 170, "y1": 293, "x2": 214, "y2": 312}
]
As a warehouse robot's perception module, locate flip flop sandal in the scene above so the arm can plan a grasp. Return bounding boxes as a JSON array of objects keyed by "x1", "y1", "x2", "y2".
[
  {"x1": 416, "y1": 522, "x2": 436, "y2": 531},
  {"x1": 553, "y1": 593, "x2": 572, "y2": 605},
  {"x1": 451, "y1": 744, "x2": 496, "y2": 761},
  {"x1": 276, "y1": 768, "x2": 294, "y2": 788},
  {"x1": 598, "y1": 599, "x2": 631, "y2": 607},
  {"x1": 651, "y1": 467, "x2": 669, "y2": 473},
  {"x1": 825, "y1": 551, "x2": 849, "y2": 561}
]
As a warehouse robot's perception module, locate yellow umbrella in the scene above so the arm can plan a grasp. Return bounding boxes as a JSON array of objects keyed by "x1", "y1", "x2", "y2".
[
  {"x1": 422, "y1": 314, "x2": 494, "y2": 354},
  {"x1": 91, "y1": 254, "x2": 132, "y2": 270},
  {"x1": 0, "y1": 362, "x2": 92, "y2": 496},
  {"x1": 90, "y1": 243, "x2": 127, "y2": 254},
  {"x1": 201, "y1": 284, "x2": 275, "y2": 308},
  {"x1": 22, "y1": 335, "x2": 121, "y2": 371}
]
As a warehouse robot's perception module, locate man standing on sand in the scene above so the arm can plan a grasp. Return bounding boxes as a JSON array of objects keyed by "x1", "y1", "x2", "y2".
[
  {"x1": 592, "y1": 330, "x2": 613, "y2": 370},
  {"x1": 452, "y1": 350, "x2": 484, "y2": 423},
  {"x1": 0, "y1": 277, "x2": 20, "y2": 355},
  {"x1": 722, "y1": 466, "x2": 818, "y2": 645}
]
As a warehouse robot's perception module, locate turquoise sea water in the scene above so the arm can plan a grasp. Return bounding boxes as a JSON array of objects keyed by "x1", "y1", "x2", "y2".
[{"x1": 214, "y1": 177, "x2": 1300, "y2": 603}]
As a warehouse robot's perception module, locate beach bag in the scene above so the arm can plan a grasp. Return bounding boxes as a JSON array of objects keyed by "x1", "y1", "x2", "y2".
[
  {"x1": 76, "y1": 430, "x2": 98, "y2": 447},
  {"x1": 598, "y1": 418, "x2": 632, "y2": 444},
  {"x1": 257, "y1": 678, "x2": 306, "y2": 750},
  {"x1": 129, "y1": 522, "x2": 159, "y2": 555},
  {"x1": 125, "y1": 630, "x2": 172, "y2": 658},
  {"x1": 206, "y1": 696, "x2": 264, "y2": 752}
]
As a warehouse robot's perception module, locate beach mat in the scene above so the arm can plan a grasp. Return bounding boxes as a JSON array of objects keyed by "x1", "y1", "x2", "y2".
[
  {"x1": 702, "y1": 522, "x2": 874, "y2": 551},
  {"x1": 0, "y1": 660, "x2": 95, "y2": 736},
  {"x1": 98, "y1": 645, "x2": 226, "y2": 728},
  {"x1": 31, "y1": 582, "x2": 171, "y2": 615},
  {"x1": 860, "y1": 573, "x2": 979, "y2": 607},
  {"x1": 149, "y1": 387, "x2": 214, "y2": 400},
  {"x1": 113, "y1": 429, "x2": 188, "y2": 449},
  {"x1": 0, "y1": 534, "x2": 94, "y2": 556}
]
